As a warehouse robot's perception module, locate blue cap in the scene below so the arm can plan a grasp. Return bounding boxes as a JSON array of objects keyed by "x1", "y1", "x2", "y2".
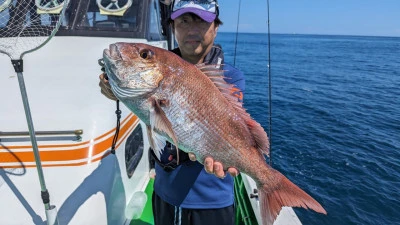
[{"x1": 171, "y1": 0, "x2": 218, "y2": 23}]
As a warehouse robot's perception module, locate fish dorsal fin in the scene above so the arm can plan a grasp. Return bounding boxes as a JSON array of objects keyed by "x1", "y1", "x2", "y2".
[
  {"x1": 149, "y1": 96, "x2": 180, "y2": 163},
  {"x1": 197, "y1": 64, "x2": 270, "y2": 157},
  {"x1": 197, "y1": 64, "x2": 239, "y2": 103}
]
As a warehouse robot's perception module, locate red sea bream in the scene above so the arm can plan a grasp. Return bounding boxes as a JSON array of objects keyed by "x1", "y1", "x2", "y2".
[{"x1": 102, "y1": 42, "x2": 327, "y2": 225}]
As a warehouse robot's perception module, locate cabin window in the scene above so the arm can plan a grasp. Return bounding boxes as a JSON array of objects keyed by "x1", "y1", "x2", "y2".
[
  {"x1": 0, "y1": 1, "x2": 62, "y2": 29},
  {"x1": 148, "y1": 0, "x2": 163, "y2": 40},
  {"x1": 77, "y1": 0, "x2": 138, "y2": 31},
  {"x1": 83, "y1": 11, "x2": 136, "y2": 29},
  {"x1": 1, "y1": 0, "x2": 166, "y2": 40},
  {"x1": 125, "y1": 123, "x2": 144, "y2": 178}
]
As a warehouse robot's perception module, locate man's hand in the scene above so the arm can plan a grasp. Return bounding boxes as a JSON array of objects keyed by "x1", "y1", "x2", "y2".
[
  {"x1": 99, "y1": 73, "x2": 118, "y2": 101},
  {"x1": 188, "y1": 153, "x2": 239, "y2": 178}
]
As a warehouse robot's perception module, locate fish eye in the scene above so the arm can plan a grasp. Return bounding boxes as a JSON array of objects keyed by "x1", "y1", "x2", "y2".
[{"x1": 139, "y1": 49, "x2": 153, "y2": 59}]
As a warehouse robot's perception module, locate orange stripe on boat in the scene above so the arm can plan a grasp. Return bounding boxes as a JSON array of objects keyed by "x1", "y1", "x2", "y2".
[
  {"x1": 0, "y1": 114, "x2": 139, "y2": 167},
  {"x1": 0, "y1": 114, "x2": 135, "y2": 150}
]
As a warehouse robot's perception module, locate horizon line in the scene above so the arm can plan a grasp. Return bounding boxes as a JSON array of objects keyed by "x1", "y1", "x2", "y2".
[{"x1": 218, "y1": 31, "x2": 400, "y2": 38}]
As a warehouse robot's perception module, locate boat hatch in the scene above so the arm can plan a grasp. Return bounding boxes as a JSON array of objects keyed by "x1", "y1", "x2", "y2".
[{"x1": 125, "y1": 124, "x2": 144, "y2": 178}]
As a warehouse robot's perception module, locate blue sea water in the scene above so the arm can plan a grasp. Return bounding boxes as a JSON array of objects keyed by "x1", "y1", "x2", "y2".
[{"x1": 216, "y1": 33, "x2": 400, "y2": 225}]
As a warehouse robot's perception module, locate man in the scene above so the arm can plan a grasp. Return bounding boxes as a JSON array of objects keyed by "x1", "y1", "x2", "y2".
[{"x1": 99, "y1": 0, "x2": 244, "y2": 224}]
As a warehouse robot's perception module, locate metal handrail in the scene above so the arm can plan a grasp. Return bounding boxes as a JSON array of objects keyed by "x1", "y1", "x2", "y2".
[{"x1": 0, "y1": 130, "x2": 83, "y2": 136}]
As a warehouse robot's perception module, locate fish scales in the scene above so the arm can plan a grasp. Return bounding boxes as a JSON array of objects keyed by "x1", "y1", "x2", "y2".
[
  {"x1": 155, "y1": 60, "x2": 247, "y2": 160},
  {"x1": 102, "y1": 42, "x2": 327, "y2": 225},
  {"x1": 162, "y1": 69, "x2": 244, "y2": 163}
]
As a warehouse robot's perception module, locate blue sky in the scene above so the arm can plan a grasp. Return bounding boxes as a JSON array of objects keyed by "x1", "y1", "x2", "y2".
[{"x1": 217, "y1": 0, "x2": 400, "y2": 37}]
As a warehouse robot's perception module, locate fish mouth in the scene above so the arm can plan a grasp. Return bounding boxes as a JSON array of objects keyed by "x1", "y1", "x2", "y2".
[
  {"x1": 103, "y1": 44, "x2": 122, "y2": 61},
  {"x1": 102, "y1": 44, "x2": 123, "y2": 85}
]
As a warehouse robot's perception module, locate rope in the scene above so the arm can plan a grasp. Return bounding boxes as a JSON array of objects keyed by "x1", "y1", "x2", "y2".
[
  {"x1": 111, "y1": 100, "x2": 121, "y2": 154},
  {"x1": 97, "y1": 58, "x2": 121, "y2": 154}
]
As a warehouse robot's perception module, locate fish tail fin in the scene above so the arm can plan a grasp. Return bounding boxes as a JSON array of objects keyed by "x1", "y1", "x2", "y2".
[{"x1": 258, "y1": 170, "x2": 327, "y2": 225}]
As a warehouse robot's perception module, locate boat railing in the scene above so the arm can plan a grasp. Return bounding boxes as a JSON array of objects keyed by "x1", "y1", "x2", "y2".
[{"x1": 0, "y1": 130, "x2": 83, "y2": 142}]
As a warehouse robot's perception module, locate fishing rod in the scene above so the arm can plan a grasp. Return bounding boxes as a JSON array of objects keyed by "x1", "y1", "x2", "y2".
[
  {"x1": 233, "y1": 0, "x2": 241, "y2": 67},
  {"x1": 266, "y1": 0, "x2": 273, "y2": 166},
  {"x1": 233, "y1": 0, "x2": 273, "y2": 166}
]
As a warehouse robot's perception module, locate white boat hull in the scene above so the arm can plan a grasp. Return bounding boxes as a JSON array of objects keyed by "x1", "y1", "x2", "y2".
[{"x1": 0, "y1": 36, "x2": 167, "y2": 224}]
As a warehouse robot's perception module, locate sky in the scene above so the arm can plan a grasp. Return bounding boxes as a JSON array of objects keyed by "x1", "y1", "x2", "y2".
[{"x1": 217, "y1": 0, "x2": 400, "y2": 37}]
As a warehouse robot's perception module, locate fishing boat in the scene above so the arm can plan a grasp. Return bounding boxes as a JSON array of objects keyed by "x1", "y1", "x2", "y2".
[{"x1": 0, "y1": 0, "x2": 301, "y2": 224}]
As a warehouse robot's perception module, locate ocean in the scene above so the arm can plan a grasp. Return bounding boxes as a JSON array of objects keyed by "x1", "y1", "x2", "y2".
[{"x1": 216, "y1": 33, "x2": 400, "y2": 225}]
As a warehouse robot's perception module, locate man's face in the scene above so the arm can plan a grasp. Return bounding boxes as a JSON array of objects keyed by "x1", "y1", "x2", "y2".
[{"x1": 173, "y1": 13, "x2": 218, "y2": 63}]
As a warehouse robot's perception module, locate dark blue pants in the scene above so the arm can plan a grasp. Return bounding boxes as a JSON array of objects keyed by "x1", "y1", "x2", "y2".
[{"x1": 152, "y1": 192, "x2": 235, "y2": 225}]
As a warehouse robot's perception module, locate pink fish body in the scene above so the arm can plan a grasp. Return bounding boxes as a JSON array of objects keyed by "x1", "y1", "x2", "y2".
[{"x1": 103, "y1": 42, "x2": 327, "y2": 225}]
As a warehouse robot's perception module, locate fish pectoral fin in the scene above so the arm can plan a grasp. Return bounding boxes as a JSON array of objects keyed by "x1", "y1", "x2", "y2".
[
  {"x1": 149, "y1": 97, "x2": 179, "y2": 162},
  {"x1": 146, "y1": 125, "x2": 167, "y2": 161}
]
